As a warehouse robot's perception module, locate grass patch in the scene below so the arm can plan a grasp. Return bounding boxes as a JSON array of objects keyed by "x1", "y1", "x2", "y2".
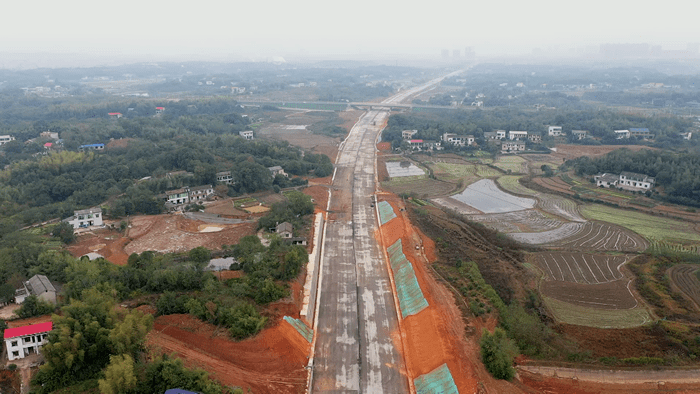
[
  {"x1": 475, "y1": 165, "x2": 502, "y2": 178},
  {"x1": 581, "y1": 204, "x2": 700, "y2": 242},
  {"x1": 233, "y1": 197, "x2": 257, "y2": 207},
  {"x1": 497, "y1": 176, "x2": 538, "y2": 196},
  {"x1": 543, "y1": 296, "x2": 652, "y2": 328},
  {"x1": 434, "y1": 162, "x2": 476, "y2": 179},
  {"x1": 493, "y1": 156, "x2": 526, "y2": 173}
]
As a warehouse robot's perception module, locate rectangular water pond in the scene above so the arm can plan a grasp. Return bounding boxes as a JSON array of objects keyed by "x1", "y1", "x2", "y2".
[{"x1": 450, "y1": 179, "x2": 536, "y2": 213}]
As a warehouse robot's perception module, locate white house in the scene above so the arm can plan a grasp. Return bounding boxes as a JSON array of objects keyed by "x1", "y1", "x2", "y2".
[
  {"x1": 501, "y1": 141, "x2": 526, "y2": 153},
  {"x1": 0, "y1": 135, "x2": 16, "y2": 145},
  {"x1": 65, "y1": 208, "x2": 103, "y2": 229},
  {"x1": 548, "y1": 126, "x2": 563, "y2": 136},
  {"x1": 216, "y1": 171, "x2": 232, "y2": 184},
  {"x1": 164, "y1": 188, "x2": 189, "y2": 206},
  {"x1": 508, "y1": 131, "x2": 528, "y2": 140},
  {"x1": 239, "y1": 130, "x2": 254, "y2": 140},
  {"x1": 681, "y1": 132, "x2": 692, "y2": 140},
  {"x1": 268, "y1": 166, "x2": 288, "y2": 178},
  {"x1": 528, "y1": 133, "x2": 542, "y2": 143},
  {"x1": 572, "y1": 130, "x2": 588, "y2": 140},
  {"x1": 402, "y1": 130, "x2": 418, "y2": 140},
  {"x1": 442, "y1": 133, "x2": 474, "y2": 146},
  {"x1": 619, "y1": 172, "x2": 655, "y2": 191},
  {"x1": 594, "y1": 173, "x2": 619, "y2": 188},
  {"x1": 188, "y1": 185, "x2": 214, "y2": 202},
  {"x1": 614, "y1": 130, "x2": 630, "y2": 139},
  {"x1": 4, "y1": 321, "x2": 53, "y2": 361},
  {"x1": 496, "y1": 130, "x2": 507, "y2": 139}
]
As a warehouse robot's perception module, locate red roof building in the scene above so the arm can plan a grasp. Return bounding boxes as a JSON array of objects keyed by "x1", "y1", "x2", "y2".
[{"x1": 4, "y1": 321, "x2": 53, "y2": 361}]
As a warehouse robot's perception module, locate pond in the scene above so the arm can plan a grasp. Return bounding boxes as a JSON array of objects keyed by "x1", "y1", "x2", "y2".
[
  {"x1": 386, "y1": 161, "x2": 425, "y2": 177},
  {"x1": 450, "y1": 179, "x2": 536, "y2": 213}
]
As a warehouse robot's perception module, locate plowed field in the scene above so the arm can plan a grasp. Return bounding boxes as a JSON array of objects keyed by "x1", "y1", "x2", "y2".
[
  {"x1": 669, "y1": 264, "x2": 700, "y2": 309},
  {"x1": 535, "y1": 252, "x2": 628, "y2": 284},
  {"x1": 549, "y1": 221, "x2": 648, "y2": 252},
  {"x1": 542, "y1": 279, "x2": 638, "y2": 310}
]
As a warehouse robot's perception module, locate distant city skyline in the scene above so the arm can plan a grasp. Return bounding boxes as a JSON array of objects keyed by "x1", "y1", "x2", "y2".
[{"x1": 1, "y1": 0, "x2": 698, "y2": 68}]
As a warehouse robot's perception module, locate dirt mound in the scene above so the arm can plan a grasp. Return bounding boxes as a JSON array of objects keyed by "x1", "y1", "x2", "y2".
[{"x1": 146, "y1": 313, "x2": 309, "y2": 393}]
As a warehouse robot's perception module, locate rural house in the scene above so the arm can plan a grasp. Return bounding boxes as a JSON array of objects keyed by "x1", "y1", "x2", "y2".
[
  {"x1": 268, "y1": 166, "x2": 288, "y2": 178},
  {"x1": 483, "y1": 131, "x2": 497, "y2": 140},
  {"x1": 442, "y1": 133, "x2": 474, "y2": 146},
  {"x1": 275, "y1": 222, "x2": 294, "y2": 238},
  {"x1": 163, "y1": 188, "x2": 189, "y2": 206},
  {"x1": 614, "y1": 130, "x2": 630, "y2": 139},
  {"x1": 501, "y1": 141, "x2": 526, "y2": 153},
  {"x1": 508, "y1": 131, "x2": 528, "y2": 140},
  {"x1": 495, "y1": 130, "x2": 507, "y2": 139},
  {"x1": 594, "y1": 173, "x2": 619, "y2": 188},
  {"x1": 15, "y1": 274, "x2": 57, "y2": 305},
  {"x1": 619, "y1": 171, "x2": 655, "y2": 190},
  {"x1": 239, "y1": 130, "x2": 254, "y2": 140},
  {"x1": 78, "y1": 143, "x2": 105, "y2": 151},
  {"x1": 629, "y1": 128, "x2": 654, "y2": 140},
  {"x1": 188, "y1": 185, "x2": 214, "y2": 202},
  {"x1": 571, "y1": 130, "x2": 588, "y2": 140},
  {"x1": 216, "y1": 171, "x2": 232, "y2": 184},
  {"x1": 527, "y1": 133, "x2": 542, "y2": 143},
  {"x1": 0, "y1": 135, "x2": 16, "y2": 145},
  {"x1": 108, "y1": 112, "x2": 122, "y2": 119},
  {"x1": 4, "y1": 322, "x2": 53, "y2": 361},
  {"x1": 65, "y1": 207, "x2": 103, "y2": 229},
  {"x1": 548, "y1": 126, "x2": 562, "y2": 136},
  {"x1": 402, "y1": 130, "x2": 418, "y2": 140}
]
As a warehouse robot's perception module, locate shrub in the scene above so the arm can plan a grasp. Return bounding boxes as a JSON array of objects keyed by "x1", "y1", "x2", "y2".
[{"x1": 480, "y1": 328, "x2": 518, "y2": 380}]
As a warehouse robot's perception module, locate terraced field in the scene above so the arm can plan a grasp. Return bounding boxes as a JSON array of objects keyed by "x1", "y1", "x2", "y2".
[
  {"x1": 668, "y1": 264, "x2": 700, "y2": 309},
  {"x1": 581, "y1": 204, "x2": 700, "y2": 243},
  {"x1": 534, "y1": 252, "x2": 628, "y2": 284},
  {"x1": 492, "y1": 156, "x2": 526, "y2": 173},
  {"x1": 551, "y1": 221, "x2": 648, "y2": 251},
  {"x1": 474, "y1": 165, "x2": 502, "y2": 178},
  {"x1": 470, "y1": 210, "x2": 565, "y2": 233},
  {"x1": 542, "y1": 279, "x2": 638, "y2": 310},
  {"x1": 509, "y1": 222, "x2": 586, "y2": 245},
  {"x1": 543, "y1": 295, "x2": 652, "y2": 328},
  {"x1": 496, "y1": 175, "x2": 538, "y2": 196},
  {"x1": 538, "y1": 194, "x2": 585, "y2": 222}
]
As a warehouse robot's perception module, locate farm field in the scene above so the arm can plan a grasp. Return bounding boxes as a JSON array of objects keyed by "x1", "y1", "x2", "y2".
[
  {"x1": 431, "y1": 162, "x2": 478, "y2": 182},
  {"x1": 492, "y1": 155, "x2": 526, "y2": 173},
  {"x1": 668, "y1": 264, "x2": 700, "y2": 309},
  {"x1": 581, "y1": 204, "x2": 700, "y2": 243},
  {"x1": 469, "y1": 210, "x2": 565, "y2": 233},
  {"x1": 508, "y1": 222, "x2": 587, "y2": 245},
  {"x1": 549, "y1": 221, "x2": 648, "y2": 252},
  {"x1": 534, "y1": 252, "x2": 629, "y2": 284},
  {"x1": 496, "y1": 175, "x2": 538, "y2": 196},
  {"x1": 385, "y1": 161, "x2": 425, "y2": 177},
  {"x1": 474, "y1": 164, "x2": 502, "y2": 178},
  {"x1": 543, "y1": 295, "x2": 652, "y2": 328},
  {"x1": 542, "y1": 279, "x2": 638, "y2": 310},
  {"x1": 381, "y1": 177, "x2": 456, "y2": 198}
]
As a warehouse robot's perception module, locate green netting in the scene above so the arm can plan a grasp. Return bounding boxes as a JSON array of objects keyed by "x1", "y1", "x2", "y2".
[
  {"x1": 414, "y1": 363, "x2": 459, "y2": 394},
  {"x1": 283, "y1": 316, "x2": 313, "y2": 343},
  {"x1": 387, "y1": 239, "x2": 428, "y2": 318},
  {"x1": 378, "y1": 201, "x2": 397, "y2": 225}
]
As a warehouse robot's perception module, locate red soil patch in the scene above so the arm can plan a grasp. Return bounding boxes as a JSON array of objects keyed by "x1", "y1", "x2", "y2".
[
  {"x1": 217, "y1": 270, "x2": 244, "y2": 280},
  {"x1": 376, "y1": 142, "x2": 391, "y2": 151},
  {"x1": 307, "y1": 175, "x2": 332, "y2": 185},
  {"x1": 554, "y1": 324, "x2": 677, "y2": 359},
  {"x1": 302, "y1": 185, "x2": 330, "y2": 213},
  {"x1": 67, "y1": 228, "x2": 130, "y2": 265},
  {"x1": 7, "y1": 314, "x2": 52, "y2": 328},
  {"x1": 146, "y1": 313, "x2": 309, "y2": 393}
]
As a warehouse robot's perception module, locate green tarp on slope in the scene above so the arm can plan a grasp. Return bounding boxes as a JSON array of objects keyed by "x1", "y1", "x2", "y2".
[{"x1": 414, "y1": 363, "x2": 459, "y2": 394}]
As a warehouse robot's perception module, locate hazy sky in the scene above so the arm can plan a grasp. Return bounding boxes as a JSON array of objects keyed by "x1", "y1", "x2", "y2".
[{"x1": 1, "y1": 0, "x2": 696, "y2": 62}]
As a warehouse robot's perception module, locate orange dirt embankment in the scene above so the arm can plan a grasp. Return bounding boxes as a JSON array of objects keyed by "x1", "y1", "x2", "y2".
[
  {"x1": 146, "y1": 313, "x2": 310, "y2": 394},
  {"x1": 376, "y1": 194, "x2": 479, "y2": 392}
]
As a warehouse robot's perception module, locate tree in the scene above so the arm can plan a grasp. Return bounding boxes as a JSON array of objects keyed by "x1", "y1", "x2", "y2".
[
  {"x1": 136, "y1": 354, "x2": 225, "y2": 394},
  {"x1": 16, "y1": 295, "x2": 54, "y2": 318},
  {"x1": 480, "y1": 328, "x2": 518, "y2": 380},
  {"x1": 188, "y1": 246, "x2": 211, "y2": 265},
  {"x1": 108, "y1": 310, "x2": 153, "y2": 357},
  {"x1": 98, "y1": 354, "x2": 137, "y2": 394}
]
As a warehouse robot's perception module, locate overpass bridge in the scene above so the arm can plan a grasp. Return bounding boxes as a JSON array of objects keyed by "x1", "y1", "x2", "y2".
[{"x1": 238, "y1": 99, "x2": 468, "y2": 112}]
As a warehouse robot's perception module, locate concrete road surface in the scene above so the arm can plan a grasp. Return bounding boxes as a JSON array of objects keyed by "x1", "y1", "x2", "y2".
[{"x1": 311, "y1": 73, "x2": 461, "y2": 393}]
